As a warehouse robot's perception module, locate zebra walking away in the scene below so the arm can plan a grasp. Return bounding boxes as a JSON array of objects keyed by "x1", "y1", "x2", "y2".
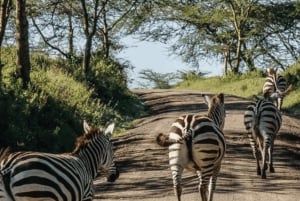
[
  {"x1": 157, "y1": 93, "x2": 226, "y2": 201},
  {"x1": 0, "y1": 121, "x2": 119, "y2": 201},
  {"x1": 262, "y1": 67, "x2": 292, "y2": 110},
  {"x1": 244, "y1": 95, "x2": 282, "y2": 179}
]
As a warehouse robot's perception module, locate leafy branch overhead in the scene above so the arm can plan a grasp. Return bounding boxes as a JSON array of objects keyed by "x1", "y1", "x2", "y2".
[{"x1": 126, "y1": 0, "x2": 300, "y2": 74}]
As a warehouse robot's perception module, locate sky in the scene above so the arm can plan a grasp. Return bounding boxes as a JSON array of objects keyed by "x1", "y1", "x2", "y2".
[{"x1": 117, "y1": 37, "x2": 223, "y2": 89}]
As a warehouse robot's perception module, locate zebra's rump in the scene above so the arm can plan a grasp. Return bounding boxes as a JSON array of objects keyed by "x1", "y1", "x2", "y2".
[
  {"x1": 244, "y1": 100, "x2": 282, "y2": 139},
  {"x1": 169, "y1": 115, "x2": 226, "y2": 170},
  {"x1": 0, "y1": 152, "x2": 85, "y2": 201},
  {"x1": 191, "y1": 118, "x2": 226, "y2": 168}
]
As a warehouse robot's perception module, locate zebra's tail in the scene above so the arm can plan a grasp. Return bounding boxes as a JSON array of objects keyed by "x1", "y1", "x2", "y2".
[{"x1": 156, "y1": 133, "x2": 181, "y2": 147}]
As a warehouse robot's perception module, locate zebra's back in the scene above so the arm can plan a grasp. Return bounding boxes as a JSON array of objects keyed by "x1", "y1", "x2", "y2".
[
  {"x1": 0, "y1": 151, "x2": 87, "y2": 201},
  {"x1": 244, "y1": 100, "x2": 282, "y2": 136}
]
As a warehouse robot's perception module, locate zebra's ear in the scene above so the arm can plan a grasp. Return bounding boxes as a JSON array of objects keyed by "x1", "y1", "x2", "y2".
[
  {"x1": 83, "y1": 120, "x2": 91, "y2": 133},
  {"x1": 203, "y1": 94, "x2": 211, "y2": 107},
  {"x1": 104, "y1": 123, "x2": 115, "y2": 138}
]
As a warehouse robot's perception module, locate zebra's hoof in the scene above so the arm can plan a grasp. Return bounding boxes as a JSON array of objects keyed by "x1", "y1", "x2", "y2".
[{"x1": 269, "y1": 167, "x2": 275, "y2": 173}]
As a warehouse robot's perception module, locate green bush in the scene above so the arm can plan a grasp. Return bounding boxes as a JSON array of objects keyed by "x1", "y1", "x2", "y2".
[
  {"x1": 87, "y1": 57, "x2": 145, "y2": 119},
  {"x1": 0, "y1": 48, "x2": 145, "y2": 152}
]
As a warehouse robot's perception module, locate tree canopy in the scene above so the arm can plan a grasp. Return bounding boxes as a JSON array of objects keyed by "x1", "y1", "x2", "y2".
[{"x1": 125, "y1": 0, "x2": 300, "y2": 74}]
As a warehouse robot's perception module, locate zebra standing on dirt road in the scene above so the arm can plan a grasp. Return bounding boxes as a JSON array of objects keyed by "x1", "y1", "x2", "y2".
[
  {"x1": 0, "y1": 121, "x2": 119, "y2": 201},
  {"x1": 244, "y1": 96, "x2": 282, "y2": 179},
  {"x1": 157, "y1": 93, "x2": 226, "y2": 201},
  {"x1": 262, "y1": 67, "x2": 292, "y2": 110}
]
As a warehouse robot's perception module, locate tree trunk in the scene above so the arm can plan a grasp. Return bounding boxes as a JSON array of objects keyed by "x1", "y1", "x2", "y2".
[
  {"x1": 223, "y1": 48, "x2": 230, "y2": 76},
  {"x1": 0, "y1": 0, "x2": 12, "y2": 83},
  {"x1": 102, "y1": 1, "x2": 109, "y2": 58},
  {"x1": 67, "y1": 13, "x2": 74, "y2": 60},
  {"x1": 80, "y1": 0, "x2": 100, "y2": 76},
  {"x1": 15, "y1": 0, "x2": 31, "y2": 88},
  {"x1": 82, "y1": 36, "x2": 92, "y2": 75}
]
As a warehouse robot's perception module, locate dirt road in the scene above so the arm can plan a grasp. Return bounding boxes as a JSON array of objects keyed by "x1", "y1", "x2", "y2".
[{"x1": 94, "y1": 89, "x2": 300, "y2": 201}]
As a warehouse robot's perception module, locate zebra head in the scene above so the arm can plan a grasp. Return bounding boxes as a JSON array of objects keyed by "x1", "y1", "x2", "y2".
[{"x1": 74, "y1": 121, "x2": 119, "y2": 182}]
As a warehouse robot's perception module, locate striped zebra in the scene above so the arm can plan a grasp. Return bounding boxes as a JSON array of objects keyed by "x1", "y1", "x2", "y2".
[
  {"x1": 244, "y1": 95, "x2": 282, "y2": 179},
  {"x1": 262, "y1": 67, "x2": 292, "y2": 110},
  {"x1": 156, "y1": 93, "x2": 226, "y2": 201},
  {"x1": 0, "y1": 121, "x2": 119, "y2": 201}
]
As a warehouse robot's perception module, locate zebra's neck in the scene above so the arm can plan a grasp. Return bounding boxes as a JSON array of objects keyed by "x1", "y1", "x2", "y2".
[
  {"x1": 76, "y1": 140, "x2": 104, "y2": 178},
  {"x1": 207, "y1": 105, "x2": 224, "y2": 129}
]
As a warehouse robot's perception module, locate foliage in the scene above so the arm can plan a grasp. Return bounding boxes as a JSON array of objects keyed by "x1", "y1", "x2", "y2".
[
  {"x1": 177, "y1": 69, "x2": 209, "y2": 81},
  {"x1": 0, "y1": 48, "x2": 145, "y2": 152},
  {"x1": 138, "y1": 69, "x2": 179, "y2": 89},
  {"x1": 86, "y1": 57, "x2": 145, "y2": 118},
  {"x1": 281, "y1": 63, "x2": 300, "y2": 115},
  {"x1": 126, "y1": 0, "x2": 300, "y2": 74}
]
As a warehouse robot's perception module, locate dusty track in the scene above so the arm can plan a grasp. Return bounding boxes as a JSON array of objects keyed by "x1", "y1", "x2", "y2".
[{"x1": 94, "y1": 89, "x2": 300, "y2": 201}]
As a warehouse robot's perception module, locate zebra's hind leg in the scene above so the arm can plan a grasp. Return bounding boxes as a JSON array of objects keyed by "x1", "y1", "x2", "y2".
[
  {"x1": 261, "y1": 143, "x2": 269, "y2": 179},
  {"x1": 207, "y1": 165, "x2": 221, "y2": 201},
  {"x1": 171, "y1": 166, "x2": 183, "y2": 201},
  {"x1": 198, "y1": 174, "x2": 209, "y2": 201},
  {"x1": 252, "y1": 144, "x2": 261, "y2": 176},
  {"x1": 268, "y1": 141, "x2": 275, "y2": 173}
]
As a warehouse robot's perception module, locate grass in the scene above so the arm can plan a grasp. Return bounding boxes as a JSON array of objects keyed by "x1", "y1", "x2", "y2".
[
  {"x1": 174, "y1": 65, "x2": 300, "y2": 116},
  {"x1": 175, "y1": 76, "x2": 265, "y2": 98}
]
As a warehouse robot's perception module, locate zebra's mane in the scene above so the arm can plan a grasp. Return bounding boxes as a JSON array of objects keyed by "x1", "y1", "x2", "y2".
[
  {"x1": 72, "y1": 127, "x2": 105, "y2": 154},
  {"x1": 0, "y1": 147, "x2": 10, "y2": 161}
]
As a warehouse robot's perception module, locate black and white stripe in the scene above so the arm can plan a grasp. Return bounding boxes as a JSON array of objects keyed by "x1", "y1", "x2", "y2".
[
  {"x1": 262, "y1": 67, "x2": 291, "y2": 110},
  {"x1": 244, "y1": 97, "x2": 282, "y2": 179},
  {"x1": 157, "y1": 93, "x2": 226, "y2": 201},
  {"x1": 0, "y1": 121, "x2": 118, "y2": 201}
]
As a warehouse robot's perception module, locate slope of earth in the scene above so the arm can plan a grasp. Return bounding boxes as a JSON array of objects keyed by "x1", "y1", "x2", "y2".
[{"x1": 94, "y1": 89, "x2": 300, "y2": 201}]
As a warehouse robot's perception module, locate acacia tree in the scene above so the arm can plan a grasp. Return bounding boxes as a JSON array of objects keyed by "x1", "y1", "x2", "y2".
[
  {"x1": 126, "y1": 0, "x2": 300, "y2": 74},
  {"x1": 139, "y1": 69, "x2": 178, "y2": 89},
  {"x1": 15, "y1": 0, "x2": 30, "y2": 88}
]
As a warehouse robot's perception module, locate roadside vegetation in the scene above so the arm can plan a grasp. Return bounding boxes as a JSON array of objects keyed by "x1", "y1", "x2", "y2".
[
  {"x1": 175, "y1": 63, "x2": 300, "y2": 116},
  {"x1": 0, "y1": 48, "x2": 145, "y2": 153}
]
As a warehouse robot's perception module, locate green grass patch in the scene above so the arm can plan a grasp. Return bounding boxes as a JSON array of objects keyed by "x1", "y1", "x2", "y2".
[{"x1": 175, "y1": 65, "x2": 300, "y2": 116}]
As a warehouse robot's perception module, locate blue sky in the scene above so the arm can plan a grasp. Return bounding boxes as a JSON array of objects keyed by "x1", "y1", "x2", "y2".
[{"x1": 117, "y1": 37, "x2": 223, "y2": 88}]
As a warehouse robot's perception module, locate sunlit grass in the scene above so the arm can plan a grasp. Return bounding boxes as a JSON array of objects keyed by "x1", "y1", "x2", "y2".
[
  {"x1": 175, "y1": 76, "x2": 265, "y2": 98},
  {"x1": 174, "y1": 65, "x2": 300, "y2": 116}
]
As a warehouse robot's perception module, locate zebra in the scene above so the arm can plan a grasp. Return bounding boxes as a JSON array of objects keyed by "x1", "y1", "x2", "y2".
[
  {"x1": 262, "y1": 67, "x2": 292, "y2": 110},
  {"x1": 244, "y1": 94, "x2": 282, "y2": 179},
  {"x1": 156, "y1": 93, "x2": 226, "y2": 201},
  {"x1": 0, "y1": 121, "x2": 119, "y2": 201}
]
